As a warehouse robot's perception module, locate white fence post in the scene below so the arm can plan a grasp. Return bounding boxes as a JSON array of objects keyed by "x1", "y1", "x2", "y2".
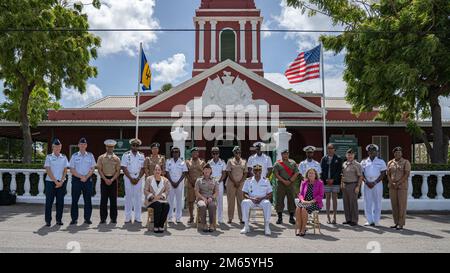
[{"x1": 421, "y1": 174, "x2": 430, "y2": 200}]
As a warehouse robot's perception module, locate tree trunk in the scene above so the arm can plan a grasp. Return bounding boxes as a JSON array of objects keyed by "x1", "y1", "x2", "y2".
[
  {"x1": 20, "y1": 85, "x2": 33, "y2": 164},
  {"x1": 429, "y1": 94, "x2": 447, "y2": 164}
]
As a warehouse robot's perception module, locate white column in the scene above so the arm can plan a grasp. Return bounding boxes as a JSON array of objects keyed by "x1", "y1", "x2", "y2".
[
  {"x1": 171, "y1": 127, "x2": 189, "y2": 161},
  {"x1": 436, "y1": 174, "x2": 444, "y2": 199},
  {"x1": 251, "y1": 20, "x2": 258, "y2": 63},
  {"x1": 239, "y1": 20, "x2": 246, "y2": 63},
  {"x1": 10, "y1": 172, "x2": 17, "y2": 193},
  {"x1": 23, "y1": 172, "x2": 31, "y2": 196},
  {"x1": 210, "y1": 20, "x2": 217, "y2": 63},
  {"x1": 38, "y1": 172, "x2": 45, "y2": 197},
  {"x1": 67, "y1": 173, "x2": 72, "y2": 197},
  {"x1": 198, "y1": 20, "x2": 205, "y2": 63},
  {"x1": 0, "y1": 172, "x2": 3, "y2": 191},
  {"x1": 95, "y1": 171, "x2": 101, "y2": 199},
  {"x1": 407, "y1": 174, "x2": 413, "y2": 199},
  {"x1": 420, "y1": 174, "x2": 429, "y2": 199},
  {"x1": 272, "y1": 127, "x2": 292, "y2": 160}
]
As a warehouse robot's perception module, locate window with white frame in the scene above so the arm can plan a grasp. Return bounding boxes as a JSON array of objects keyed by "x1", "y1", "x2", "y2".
[{"x1": 372, "y1": 136, "x2": 389, "y2": 162}]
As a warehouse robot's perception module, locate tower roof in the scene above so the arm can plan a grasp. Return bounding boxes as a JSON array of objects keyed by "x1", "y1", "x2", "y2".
[{"x1": 200, "y1": 0, "x2": 256, "y2": 9}]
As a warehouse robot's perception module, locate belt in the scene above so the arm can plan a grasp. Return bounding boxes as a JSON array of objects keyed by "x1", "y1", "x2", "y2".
[{"x1": 344, "y1": 181, "x2": 358, "y2": 184}]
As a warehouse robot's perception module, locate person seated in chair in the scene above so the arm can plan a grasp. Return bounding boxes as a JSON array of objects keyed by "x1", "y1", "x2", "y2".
[
  {"x1": 240, "y1": 164, "x2": 273, "y2": 236},
  {"x1": 295, "y1": 168, "x2": 324, "y2": 237},
  {"x1": 195, "y1": 164, "x2": 219, "y2": 233},
  {"x1": 144, "y1": 164, "x2": 170, "y2": 233}
]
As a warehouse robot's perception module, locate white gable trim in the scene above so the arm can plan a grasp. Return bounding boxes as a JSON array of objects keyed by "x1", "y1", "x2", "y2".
[{"x1": 131, "y1": 60, "x2": 323, "y2": 116}]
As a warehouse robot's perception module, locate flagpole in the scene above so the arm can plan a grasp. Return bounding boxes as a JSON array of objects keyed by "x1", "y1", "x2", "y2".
[
  {"x1": 320, "y1": 43, "x2": 327, "y2": 154},
  {"x1": 135, "y1": 42, "x2": 142, "y2": 139}
]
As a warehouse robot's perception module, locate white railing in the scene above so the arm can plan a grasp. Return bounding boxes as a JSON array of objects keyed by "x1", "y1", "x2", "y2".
[
  {"x1": 0, "y1": 169, "x2": 126, "y2": 205},
  {"x1": 1, "y1": 168, "x2": 449, "y2": 210}
]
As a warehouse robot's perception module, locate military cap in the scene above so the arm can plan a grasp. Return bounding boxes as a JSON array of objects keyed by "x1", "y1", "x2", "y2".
[
  {"x1": 104, "y1": 139, "x2": 117, "y2": 146},
  {"x1": 78, "y1": 137, "x2": 87, "y2": 144},
  {"x1": 150, "y1": 142, "x2": 160, "y2": 148},
  {"x1": 392, "y1": 146, "x2": 402, "y2": 153},
  {"x1": 253, "y1": 142, "x2": 264, "y2": 148},
  {"x1": 191, "y1": 147, "x2": 199, "y2": 152},
  {"x1": 366, "y1": 144, "x2": 379, "y2": 152},
  {"x1": 253, "y1": 164, "x2": 263, "y2": 171},
  {"x1": 232, "y1": 146, "x2": 241, "y2": 152},
  {"x1": 303, "y1": 145, "x2": 316, "y2": 152},
  {"x1": 281, "y1": 149, "x2": 289, "y2": 154},
  {"x1": 211, "y1": 147, "x2": 220, "y2": 152},
  {"x1": 129, "y1": 138, "x2": 142, "y2": 145},
  {"x1": 52, "y1": 138, "x2": 61, "y2": 145},
  {"x1": 346, "y1": 148, "x2": 354, "y2": 154}
]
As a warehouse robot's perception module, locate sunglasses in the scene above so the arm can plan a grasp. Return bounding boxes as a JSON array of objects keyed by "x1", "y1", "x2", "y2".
[{"x1": 212, "y1": 152, "x2": 219, "y2": 155}]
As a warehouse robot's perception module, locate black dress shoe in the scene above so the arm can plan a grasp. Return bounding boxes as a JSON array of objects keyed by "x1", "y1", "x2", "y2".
[
  {"x1": 70, "y1": 220, "x2": 77, "y2": 225},
  {"x1": 396, "y1": 226, "x2": 403, "y2": 230},
  {"x1": 227, "y1": 220, "x2": 232, "y2": 224},
  {"x1": 100, "y1": 220, "x2": 106, "y2": 224},
  {"x1": 342, "y1": 221, "x2": 350, "y2": 225},
  {"x1": 84, "y1": 220, "x2": 92, "y2": 225},
  {"x1": 239, "y1": 221, "x2": 245, "y2": 225},
  {"x1": 289, "y1": 217, "x2": 296, "y2": 225},
  {"x1": 370, "y1": 223, "x2": 376, "y2": 227},
  {"x1": 349, "y1": 222, "x2": 357, "y2": 226},
  {"x1": 45, "y1": 222, "x2": 51, "y2": 227},
  {"x1": 276, "y1": 218, "x2": 283, "y2": 224},
  {"x1": 56, "y1": 222, "x2": 64, "y2": 226},
  {"x1": 111, "y1": 220, "x2": 117, "y2": 224},
  {"x1": 390, "y1": 225, "x2": 398, "y2": 229}
]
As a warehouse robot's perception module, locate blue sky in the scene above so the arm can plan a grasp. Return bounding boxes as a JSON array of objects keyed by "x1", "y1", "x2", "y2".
[
  {"x1": 0, "y1": 0, "x2": 449, "y2": 118},
  {"x1": 58, "y1": 0, "x2": 348, "y2": 108}
]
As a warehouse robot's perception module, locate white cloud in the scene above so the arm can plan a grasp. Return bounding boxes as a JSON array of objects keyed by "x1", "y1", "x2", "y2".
[
  {"x1": 61, "y1": 84, "x2": 103, "y2": 108},
  {"x1": 85, "y1": 0, "x2": 160, "y2": 56},
  {"x1": 151, "y1": 53, "x2": 188, "y2": 84},
  {"x1": 274, "y1": 0, "x2": 342, "y2": 50},
  {"x1": 261, "y1": 21, "x2": 272, "y2": 38},
  {"x1": 265, "y1": 72, "x2": 346, "y2": 97}
]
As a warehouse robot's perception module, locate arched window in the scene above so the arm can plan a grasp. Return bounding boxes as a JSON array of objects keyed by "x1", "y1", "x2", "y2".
[{"x1": 220, "y1": 29, "x2": 236, "y2": 62}]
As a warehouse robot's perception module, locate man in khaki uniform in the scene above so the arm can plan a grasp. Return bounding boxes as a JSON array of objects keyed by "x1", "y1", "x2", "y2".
[
  {"x1": 387, "y1": 146, "x2": 411, "y2": 230},
  {"x1": 144, "y1": 142, "x2": 166, "y2": 178},
  {"x1": 341, "y1": 148, "x2": 363, "y2": 226},
  {"x1": 186, "y1": 147, "x2": 206, "y2": 223},
  {"x1": 97, "y1": 139, "x2": 121, "y2": 224},
  {"x1": 273, "y1": 149, "x2": 299, "y2": 225},
  {"x1": 225, "y1": 146, "x2": 248, "y2": 224}
]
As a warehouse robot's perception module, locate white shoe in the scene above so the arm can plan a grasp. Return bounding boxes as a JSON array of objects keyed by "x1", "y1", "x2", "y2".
[
  {"x1": 168, "y1": 218, "x2": 174, "y2": 223},
  {"x1": 176, "y1": 219, "x2": 182, "y2": 224},
  {"x1": 240, "y1": 225, "x2": 250, "y2": 234},
  {"x1": 265, "y1": 226, "x2": 271, "y2": 236}
]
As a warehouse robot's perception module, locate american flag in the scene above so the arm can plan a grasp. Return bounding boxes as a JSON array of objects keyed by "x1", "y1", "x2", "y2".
[{"x1": 285, "y1": 45, "x2": 321, "y2": 84}]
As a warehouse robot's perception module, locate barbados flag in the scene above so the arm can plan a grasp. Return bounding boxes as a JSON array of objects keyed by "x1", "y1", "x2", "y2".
[{"x1": 140, "y1": 48, "x2": 151, "y2": 91}]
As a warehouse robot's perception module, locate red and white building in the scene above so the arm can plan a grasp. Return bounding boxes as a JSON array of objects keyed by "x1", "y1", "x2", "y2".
[{"x1": 1, "y1": 0, "x2": 448, "y2": 162}]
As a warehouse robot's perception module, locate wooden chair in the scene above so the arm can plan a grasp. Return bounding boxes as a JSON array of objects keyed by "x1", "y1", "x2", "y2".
[
  {"x1": 195, "y1": 204, "x2": 217, "y2": 231},
  {"x1": 146, "y1": 207, "x2": 167, "y2": 231},
  {"x1": 306, "y1": 210, "x2": 321, "y2": 235}
]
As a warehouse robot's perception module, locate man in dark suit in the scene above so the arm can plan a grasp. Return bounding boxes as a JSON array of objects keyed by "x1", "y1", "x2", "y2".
[{"x1": 320, "y1": 143, "x2": 343, "y2": 224}]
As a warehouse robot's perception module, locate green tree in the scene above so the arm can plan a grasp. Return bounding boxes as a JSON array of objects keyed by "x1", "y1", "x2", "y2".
[
  {"x1": 161, "y1": 83, "x2": 173, "y2": 92},
  {"x1": 1, "y1": 84, "x2": 61, "y2": 127},
  {"x1": 0, "y1": 0, "x2": 101, "y2": 163},
  {"x1": 287, "y1": 0, "x2": 450, "y2": 163}
]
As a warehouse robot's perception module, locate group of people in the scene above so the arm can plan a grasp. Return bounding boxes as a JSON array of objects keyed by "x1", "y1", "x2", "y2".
[{"x1": 43, "y1": 137, "x2": 411, "y2": 237}]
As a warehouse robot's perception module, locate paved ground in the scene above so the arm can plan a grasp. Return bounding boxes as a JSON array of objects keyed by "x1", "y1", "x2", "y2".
[{"x1": 0, "y1": 202, "x2": 449, "y2": 253}]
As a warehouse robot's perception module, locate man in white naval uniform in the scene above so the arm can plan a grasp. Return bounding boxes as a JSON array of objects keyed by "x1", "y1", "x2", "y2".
[
  {"x1": 208, "y1": 147, "x2": 227, "y2": 224},
  {"x1": 165, "y1": 146, "x2": 188, "y2": 223},
  {"x1": 361, "y1": 144, "x2": 387, "y2": 227},
  {"x1": 121, "y1": 138, "x2": 145, "y2": 224},
  {"x1": 247, "y1": 142, "x2": 273, "y2": 178},
  {"x1": 240, "y1": 164, "x2": 273, "y2": 236},
  {"x1": 298, "y1": 145, "x2": 322, "y2": 179}
]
